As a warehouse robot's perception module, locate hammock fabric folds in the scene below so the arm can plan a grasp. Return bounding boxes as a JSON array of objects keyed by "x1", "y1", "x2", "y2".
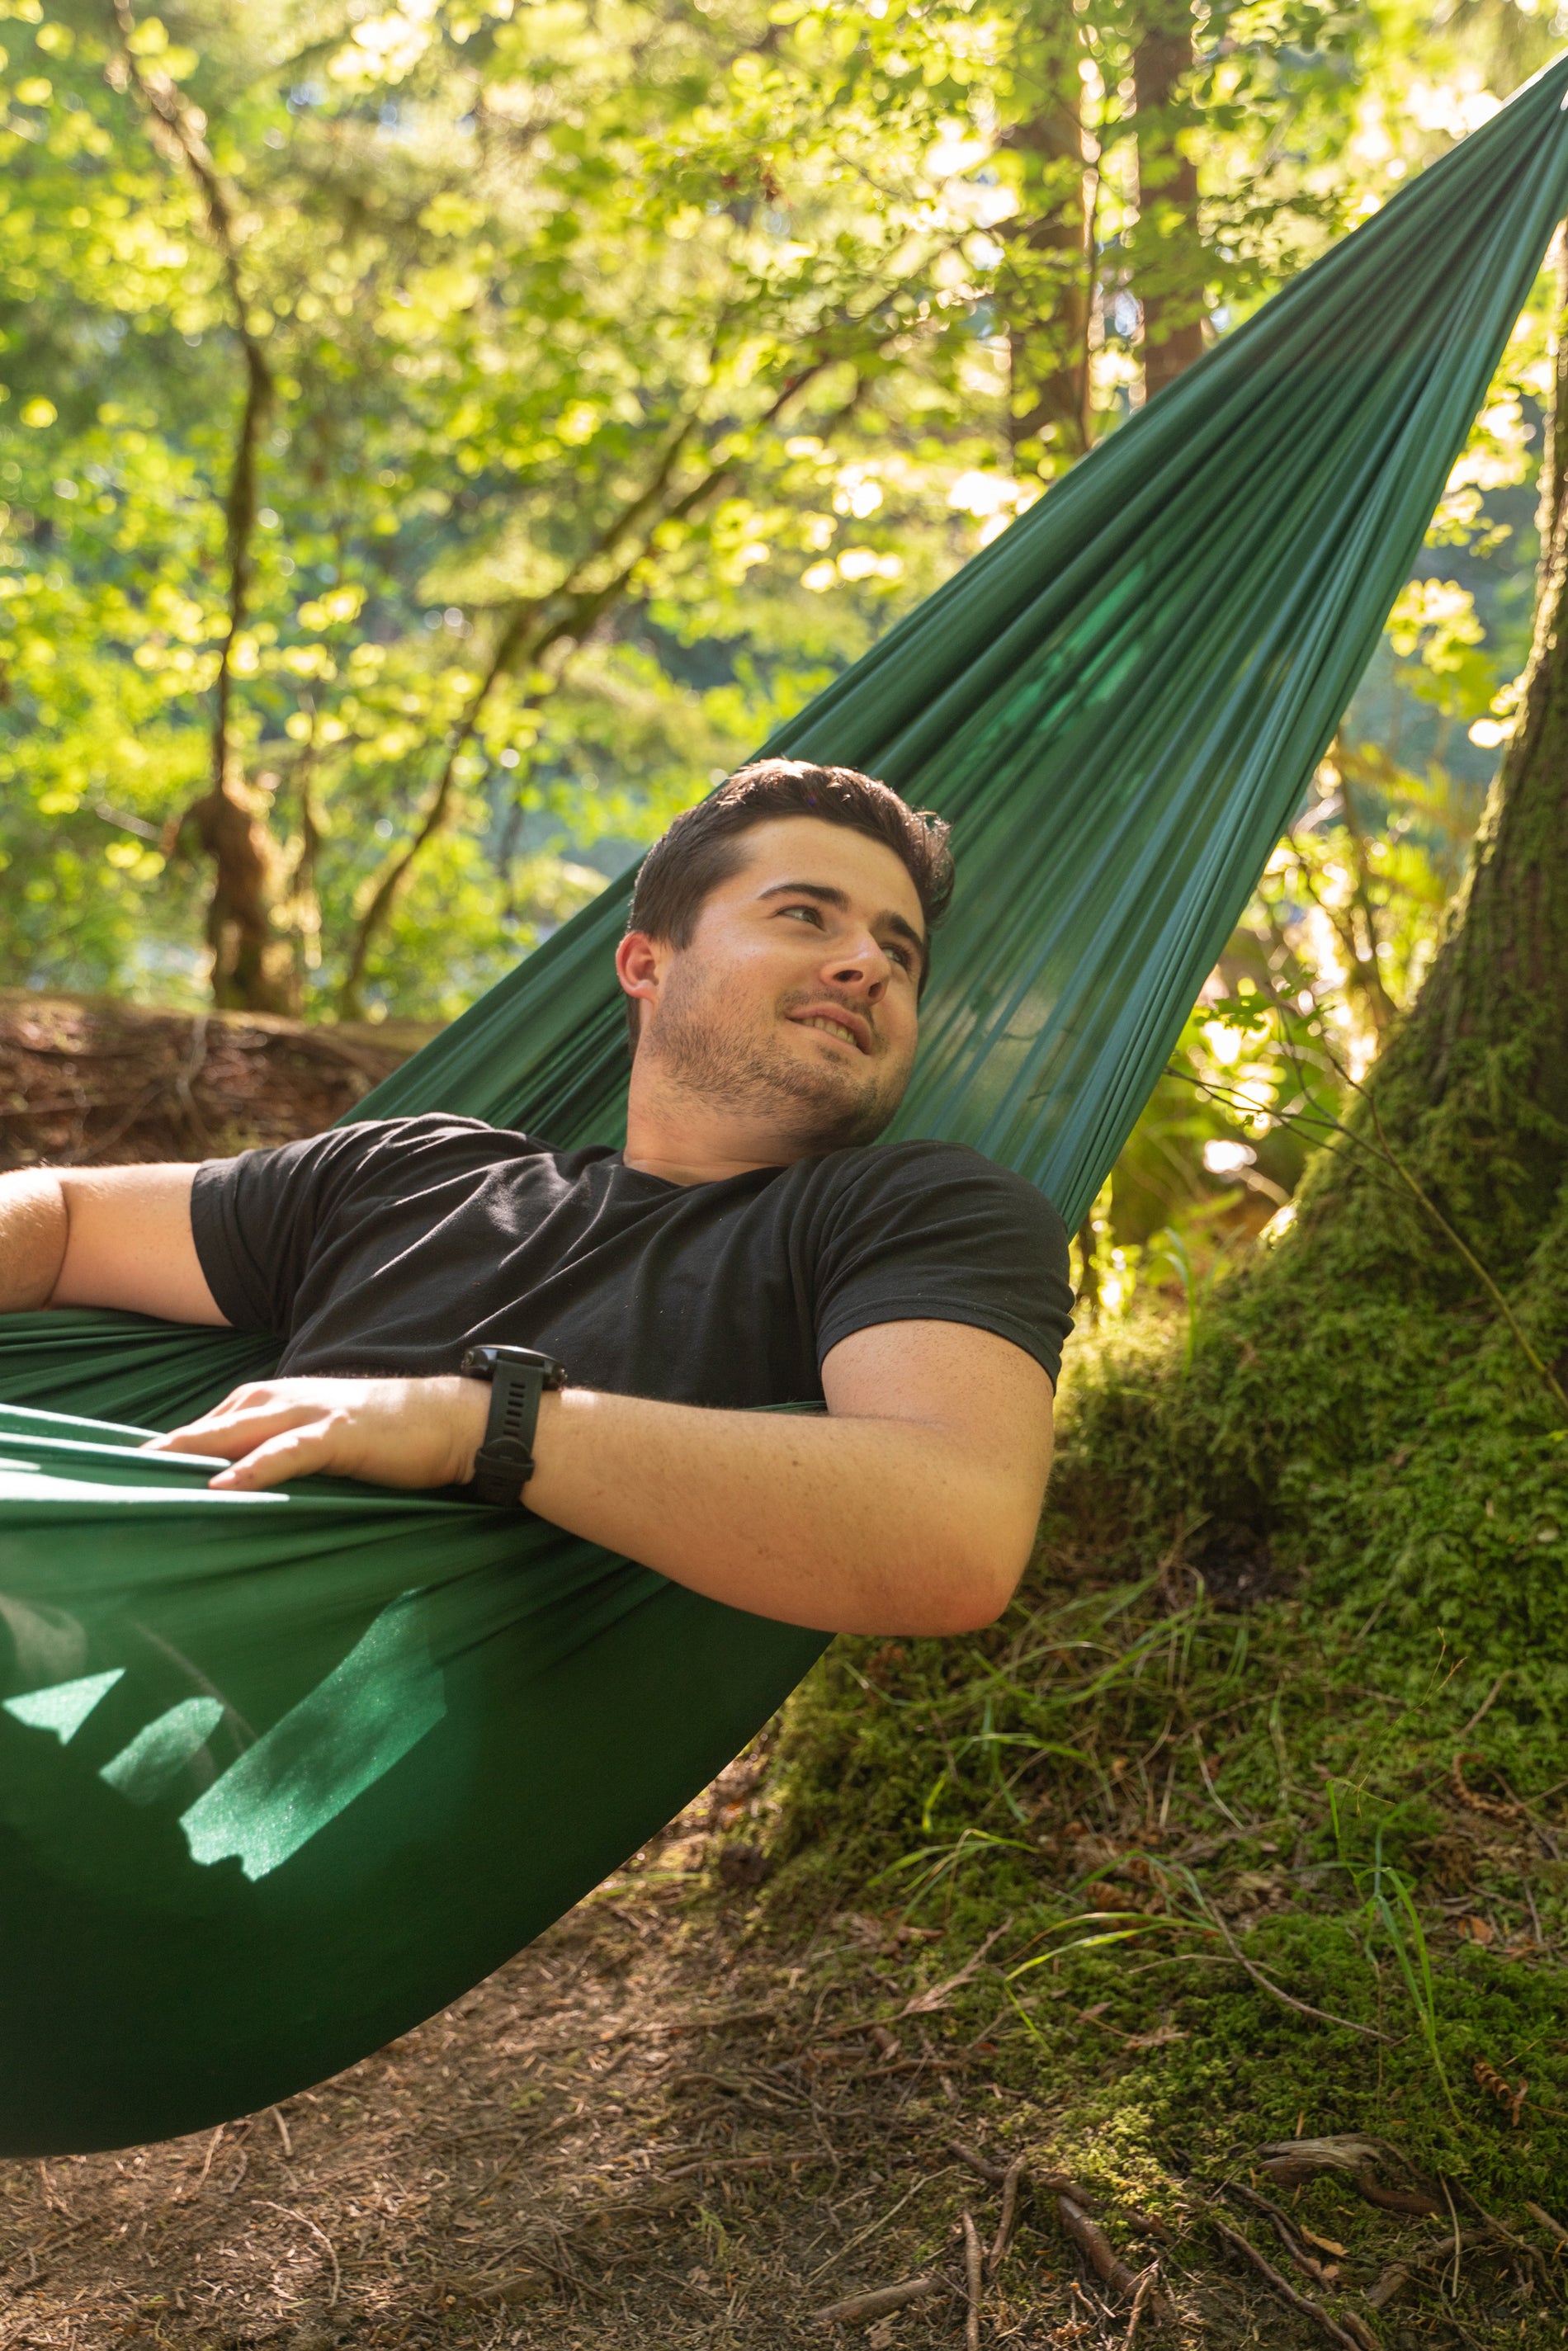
[{"x1": 2, "y1": 55, "x2": 1567, "y2": 2152}]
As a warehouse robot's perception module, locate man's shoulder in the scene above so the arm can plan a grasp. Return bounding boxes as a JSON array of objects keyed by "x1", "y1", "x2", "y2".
[
  {"x1": 210, "y1": 1112, "x2": 590, "y2": 1201},
  {"x1": 801, "y1": 1139, "x2": 1068, "y2": 1235},
  {"x1": 326, "y1": 1112, "x2": 515, "y2": 1148},
  {"x1": 279, "y1": 1112, "x2": 558, "y2": 1166}
]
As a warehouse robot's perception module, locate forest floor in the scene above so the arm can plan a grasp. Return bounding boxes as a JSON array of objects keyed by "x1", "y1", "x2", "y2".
[
  {"x1": 0, "y1": 997, "x2": 1563, "y2": 2351},
  {"x1": 0, "y1": 1740, "x2": 1559, "y2": 2351}
]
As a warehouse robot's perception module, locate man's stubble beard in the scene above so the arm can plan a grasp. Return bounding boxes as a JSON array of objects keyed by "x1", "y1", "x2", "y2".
[{"x1": 645, "y1": 958, "x2": 912, "y2": 1154}]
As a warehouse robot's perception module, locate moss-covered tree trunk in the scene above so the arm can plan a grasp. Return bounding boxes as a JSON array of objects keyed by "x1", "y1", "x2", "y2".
[
  {"x1": 1301, "y1": 244, "x2": 1568, "y2": 1289},
  {"x1": 1069, "y1": 250, "x2": 1568, "y2": 1627}
]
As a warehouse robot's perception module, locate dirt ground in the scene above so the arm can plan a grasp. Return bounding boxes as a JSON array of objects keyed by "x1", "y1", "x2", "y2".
[
  {"x1": 0, "y1": 1765, "x2": 1351, "y2": 2351},
  {"x1": 3, "y1": 1766, "x2": 1556, "y2": 2351}
]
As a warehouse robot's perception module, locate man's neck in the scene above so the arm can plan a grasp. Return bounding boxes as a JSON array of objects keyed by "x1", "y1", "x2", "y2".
[
  {"x1": 622, "y1": 1074, "x2": 799, "y2": 1187},
  {"x1": 620, "y1": 1126, "x2": 791, "y2": 1189}
]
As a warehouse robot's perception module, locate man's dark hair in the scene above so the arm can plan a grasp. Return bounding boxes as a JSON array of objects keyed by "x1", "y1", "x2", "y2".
[{"x1": 624, "y1": 759, "x2": 953, "y2": 1050}]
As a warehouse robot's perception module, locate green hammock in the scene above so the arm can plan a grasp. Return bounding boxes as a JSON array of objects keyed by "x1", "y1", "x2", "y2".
[{"x1": 2, "y1": 54, "x2": 1566, "y2": 2154}]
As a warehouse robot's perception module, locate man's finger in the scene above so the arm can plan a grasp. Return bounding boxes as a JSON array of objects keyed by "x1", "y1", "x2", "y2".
[
  {"x1": 144, "y1": 1385, "x2": 271, "y2": 1442},
  {"x1": 146, "y1": 1403, "x2": 318, "y2": 1460},
  {"x1": 209, "y1": 1427, "x2": 330, "y2": 1492}
]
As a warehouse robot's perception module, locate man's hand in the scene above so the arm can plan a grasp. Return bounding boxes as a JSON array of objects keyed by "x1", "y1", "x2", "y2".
[{"x1": 145, "y1": 1376, "x2": 489, "y2": 1493}]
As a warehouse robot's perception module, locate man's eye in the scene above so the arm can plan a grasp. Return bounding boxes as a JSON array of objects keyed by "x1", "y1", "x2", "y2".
[{"x1": 781, "y1": 904, "x2": 822, "y2": 924}]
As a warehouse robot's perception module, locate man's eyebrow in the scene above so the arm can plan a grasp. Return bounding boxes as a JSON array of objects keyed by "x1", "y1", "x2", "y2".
[{"x1": 757, "y1": 879, "x2": 927, "y2": 953}]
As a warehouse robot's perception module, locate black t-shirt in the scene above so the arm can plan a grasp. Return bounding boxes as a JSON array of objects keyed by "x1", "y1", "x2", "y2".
[{"x1": 191, "y1": 1115, "x2": 1074, "y2": 1409}]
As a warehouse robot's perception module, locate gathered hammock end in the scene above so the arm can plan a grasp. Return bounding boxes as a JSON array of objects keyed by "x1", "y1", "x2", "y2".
[{"x1": 1, "y1": 50, "x2": 1566, "y2": 2153}]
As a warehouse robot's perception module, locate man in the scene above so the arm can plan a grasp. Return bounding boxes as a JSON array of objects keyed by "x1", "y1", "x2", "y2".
[{"x1": 0, "y1": 762, "x2": 1073, "y2": 1636}]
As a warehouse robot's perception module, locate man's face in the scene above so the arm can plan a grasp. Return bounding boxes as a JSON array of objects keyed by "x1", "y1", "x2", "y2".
[{"x1": 630, "y1": 816, "x2": 927, "y2": 1156}]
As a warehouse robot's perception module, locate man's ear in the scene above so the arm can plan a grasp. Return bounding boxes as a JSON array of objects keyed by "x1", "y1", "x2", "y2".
[{"x1": 616, "y1": 930, "x2": 662, "y2": 1024}]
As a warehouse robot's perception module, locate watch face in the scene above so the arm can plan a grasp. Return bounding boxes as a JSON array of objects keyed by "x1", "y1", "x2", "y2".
[
  {"x1": 495, "y1": 1348, "x2": 568, "y2": 1384},
  {"x1": 461, "y1": 1344, "x2": 567, "y2": 1385}
]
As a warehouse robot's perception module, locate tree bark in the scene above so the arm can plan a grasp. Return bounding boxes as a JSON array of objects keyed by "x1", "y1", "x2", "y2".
[
  {"x1": 1003, "y1": 29, "x2": 1093, "y2": 468},
  {"x1": 1133, "y1": 3, "x2": 1206, "y2": 400},
  {"x1": 173, "y1": 782, "x2": 290, "y2": 1016}
]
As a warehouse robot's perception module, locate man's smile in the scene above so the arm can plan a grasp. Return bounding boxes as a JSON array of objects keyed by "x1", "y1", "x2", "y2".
[{"x1": 787, "y1": 1006, "x2": 873, "y2": 1054}]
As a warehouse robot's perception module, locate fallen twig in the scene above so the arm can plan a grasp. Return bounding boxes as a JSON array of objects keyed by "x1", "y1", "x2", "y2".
[
  {"x1": 1060, "y1": 2197, "x2": 1174, "y2": 2323},
  {"x1": 258, "y1": 2202, "x2": 340, "y2": 2309},
  {"x1": 947, "y1": 2139, "x2": 1084, "y2": 2201},
  {"x1": 1120, "y1": 2264, "x2": 1161, "y2": 2347},
  {"x1": 961, "y1": 2210, "x2": 984, "y2": 2351},
  {"x1": 1209, "y1": 2213, "x2": 1372, "y2": 2350},
  {"x1": 947, "y1": 2139, "x2": 1006, "y2": 2187},
  {"x1": 987, "y1": 2153, "x2": 1027, "y2": 2276},
  {"x1": 811, "y1": 2273, "x2": 949, "y2": 2325},
  {"x1": 1527, "y1": 2199, "x2": 1568, "y2": 2249},
  {"x1": 176, "y1": 2127, "x2": 225, "y2": 2203},
  {"x1": 900, "y1": 1919, "x2": 1013, "y2": 2017},
  {"x1": 1226, "y1": 2181, "x2": 1339, "y2": 2287}
]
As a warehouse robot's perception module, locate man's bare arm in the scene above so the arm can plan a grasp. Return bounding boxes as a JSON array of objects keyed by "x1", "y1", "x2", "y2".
[
  {"x1": 523, "y1": 1318, "x2": 1054, "y2": 1632},
  {"x1": 0, "y1": 1165, "x2": 228, "y2": 1324},
  {"x1": 146, "y1": 1319, "x2": 1055, "y2": 1635}
]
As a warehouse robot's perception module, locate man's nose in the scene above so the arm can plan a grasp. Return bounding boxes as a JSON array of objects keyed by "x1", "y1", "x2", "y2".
[{"x1": 824, "y1": 935, "x2": 890, "y2": 999}]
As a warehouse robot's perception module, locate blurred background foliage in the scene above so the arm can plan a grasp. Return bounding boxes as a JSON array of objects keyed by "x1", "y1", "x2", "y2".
[{"x1": 0, "y1": 0, "x2": 1562, "y2": 1276}]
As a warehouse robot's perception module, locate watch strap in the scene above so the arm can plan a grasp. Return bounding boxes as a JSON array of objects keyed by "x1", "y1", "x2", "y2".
[{"x1": 465, "y1": 1351, "x2": 564, "y2": 1506}]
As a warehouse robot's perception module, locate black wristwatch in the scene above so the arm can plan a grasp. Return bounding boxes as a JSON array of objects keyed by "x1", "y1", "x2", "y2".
[{"x1": 459, "y1": 1344, "x2": 568, "y2": 1505}]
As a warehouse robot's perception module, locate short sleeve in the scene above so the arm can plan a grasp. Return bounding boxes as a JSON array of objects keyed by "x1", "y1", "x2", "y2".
[
  {"x1": 190, "y1": 1124, "x2": 394, "y2": 1334},
  {"x1": 190, "y1": 1114, "x2": 512, "y2": 1339},
  {"x1": 810, "y1": 1144, "x2": 1074, "y2": 1386}
]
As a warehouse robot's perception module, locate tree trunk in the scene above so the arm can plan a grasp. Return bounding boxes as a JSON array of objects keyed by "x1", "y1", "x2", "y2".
[
  {"x1": 1133, "y1": 3, "x2": 1206, "y2": 399},
  {"x1": 1004, "y1": 31, "x2": 1093, "y2": 469},
  {"x1": 1054, "y1": 248, "x2": 1568, "y2": 1588},
  {"x1": 172, "y1": 781, "x2": 294, "y2": 1015},
  {"x1": 1297, "y1": 239, "x2": 1568, "y2": 1287}
]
